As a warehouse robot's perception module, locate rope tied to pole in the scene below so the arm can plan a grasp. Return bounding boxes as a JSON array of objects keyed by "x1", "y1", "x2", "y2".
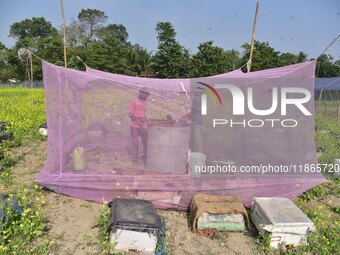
[
  {"x1": 18, "y1": 48, "x2": 34, "y2": 88},
  {"x1": 317, "y1": 33, "x2": 340, "y2": 59}
]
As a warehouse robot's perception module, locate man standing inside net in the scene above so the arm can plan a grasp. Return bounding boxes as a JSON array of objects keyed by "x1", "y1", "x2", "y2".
[{"x1": 128, "y1": 88, "x2": 150, "y2": 165}]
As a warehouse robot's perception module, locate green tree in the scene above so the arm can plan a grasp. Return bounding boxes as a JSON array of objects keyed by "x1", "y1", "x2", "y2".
[
  {"x1": 316, "y1": 54, "x2": 340, "y2": 77},
  {"x1": 191, "y1": 41, "x2": 229, "y2": 77},
  {"x1": 66, "y1": 11, "x2": 132, "y2": 72},
  {"x1": 278, "y1": 52, "x2": 299, "y2": 66},
  {"x1": 8, "y1": 17, "x2": 63, "y2": 80},
  {"x1": 77, "y1": 9, "x2": 108, "y2": 47},
  {"x1": 0, "y1": 42, "x2": 6, "y2": 51},
  {"x1": 0, "y1": 46, "x2": 25, "y2": 82},
  {"x1": 0, "y1": 42, "x2": 7, "y2": 70},
  {"x1": 138, "y1": 48, "x2": 154, "y2": 77},
  {"x1": 126, "y1": 45, "x2": 140, "y2": 74},
  {"x1": 0, "y1": 42, "x2": 14, "y2": 82},
  {"x1": 297, "y1": 51, "x2": 308, "y2": 63},
  {"x1": 86, "y1": 35, "x2": 128, "y2": 74},
  {"x1": 225, "y1": 49, "x2": 241, "y2": 71},
  {"x1": 153, "y1": 22, "x2": 190, "y2": 78},
  {"x1": 37, "y1": 37, "x2": 64, "y2": 66},
  {"x1": 14, "y1": 36, "x2": 64, "y2": 80},
  {"x1": 98, "y1": 24, "x2": 129, "y2": 45},
  {"x1": 9, "y1": 17, "x2": 58, "y2": 40},
  {"x1": 126, "y1": 45, "x2": 154, "y2": 76},
  {"x1": 241, "y1": 41, "x2": 280, "y2": 71},
  {"x1": 66, "y1": 20, "x2": 82, "y2": 48}
]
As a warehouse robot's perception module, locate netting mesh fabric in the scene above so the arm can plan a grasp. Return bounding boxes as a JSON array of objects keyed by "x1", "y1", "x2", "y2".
[{"x1": 36, "y1": 60, "x2": 326, "y2": 209}]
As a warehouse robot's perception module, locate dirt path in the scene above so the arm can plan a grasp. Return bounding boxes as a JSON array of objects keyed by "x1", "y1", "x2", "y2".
[{"x1": 4, "y1": 140, "x2": 258, "y2": 255}]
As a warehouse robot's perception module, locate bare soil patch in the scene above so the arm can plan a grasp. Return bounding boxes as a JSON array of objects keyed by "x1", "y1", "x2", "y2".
[{"x1": 4, "y1": 139, "x2": 258, "y2": 255}]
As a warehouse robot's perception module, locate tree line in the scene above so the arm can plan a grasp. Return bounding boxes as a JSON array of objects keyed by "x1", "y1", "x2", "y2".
[{"x1": 0, "y1": 8, "x2": 339, "y2": 82}]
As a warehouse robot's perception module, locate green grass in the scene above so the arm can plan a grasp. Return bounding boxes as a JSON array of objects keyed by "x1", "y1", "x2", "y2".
[
  {"x1": 93, "y1": 203, "x2": 123, "y2": 255},
  {"x1": 0, "y1": 87, "x2": 46, "y2": 183},
  {"x1": 0, "y1": 87, "x2": 46, "y2": 144},
  {"x1": 0, "y1": 185, "x2": 57, "y2": 255},
  {"x1": 256, "y1": 115, "x2": 340, "y2": 254},
  {"x1": 315, "y1": 115, "x2": 340, "y2": 166},
  {"x1": 316, "y1": 100, "x2": 340, "y2": 120},
  {"x1": 0, "y1": 88, "x2": 52, "y2": 254}
]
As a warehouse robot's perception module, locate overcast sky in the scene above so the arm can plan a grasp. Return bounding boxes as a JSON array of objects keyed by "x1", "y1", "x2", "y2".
[{"x1": 1, "y1": 0, "x2": 339, "y2": 59}]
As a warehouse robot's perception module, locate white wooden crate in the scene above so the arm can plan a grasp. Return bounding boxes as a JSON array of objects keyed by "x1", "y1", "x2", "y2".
[
  {"x1": 110, "y1": 228, "x2": 157, "y2": 255},
  {"x1": 251, "y1": 197, "x2": 315, "y2": 248}
]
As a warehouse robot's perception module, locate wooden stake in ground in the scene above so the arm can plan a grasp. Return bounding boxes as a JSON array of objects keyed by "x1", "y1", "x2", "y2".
[
  {"x1": 247, "y1": 0, "x2": 260, "y2": 73},
  {"x1": 59, "y1": 0, "x2": 67, "y2": 68},
  {"x1": 30, "y1": 51, "x2": 33, "y2": 88},
  {"x1": 337, "y1": 101, "x2": 340, "y2": 123}
]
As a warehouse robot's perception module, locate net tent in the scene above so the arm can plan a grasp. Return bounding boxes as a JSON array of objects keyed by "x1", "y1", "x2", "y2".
[{"x1": 37, "y1": 60, "x2": 327, "y2": 209}]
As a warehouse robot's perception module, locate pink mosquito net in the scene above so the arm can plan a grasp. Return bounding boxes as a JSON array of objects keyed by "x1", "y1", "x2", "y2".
[{"x1": 36, "y1": 60, "x2": 327, "y2": 209}]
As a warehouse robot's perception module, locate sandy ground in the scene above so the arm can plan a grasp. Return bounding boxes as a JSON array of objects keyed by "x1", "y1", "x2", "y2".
[
  {"x1": 2, "y1": 139, "x2": 258, "y2": 255},
  {"x1": 158, "y1": 210, "x2": 257, "y2": 255}
]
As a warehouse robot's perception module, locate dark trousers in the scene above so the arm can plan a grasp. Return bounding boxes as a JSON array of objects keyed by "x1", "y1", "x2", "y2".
[{"x1": 130, "y1": 127, "x2": 148, "y2": 164}]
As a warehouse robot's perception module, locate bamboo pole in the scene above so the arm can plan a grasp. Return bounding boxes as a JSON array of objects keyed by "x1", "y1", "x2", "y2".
[
  {"x1": 59, "y1": 0, "x2": 67, "y2": 68},
  {"x1": 247, "y1": 0, "x2": 260, "y2": 73},
  {"x1": 337, "y1": 90, "x2": 340, "y2": 123},
  {"x1": 337, "y1": 101, "x2": 340, "y2": 123},
  {"x1": 30, "y1": 52, "x2": 33, "y2": 88},
  {"x1": 318, "y1": 33, "x2": 340, "y2": 58}
]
